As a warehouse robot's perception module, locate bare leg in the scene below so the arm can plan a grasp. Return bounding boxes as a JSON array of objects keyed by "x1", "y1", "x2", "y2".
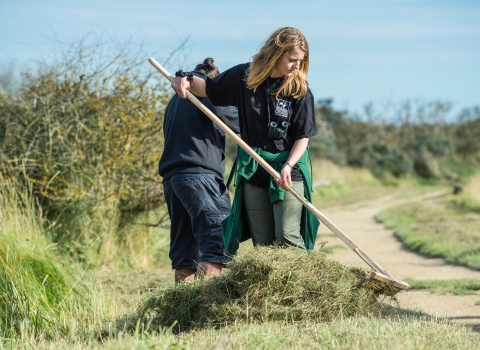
[
  {"x1": 197, "y1": 262, "x2": 223, "y2": 278},
  {"x1": 175, "y1": 267, "x2": 196, "y2": 283}
]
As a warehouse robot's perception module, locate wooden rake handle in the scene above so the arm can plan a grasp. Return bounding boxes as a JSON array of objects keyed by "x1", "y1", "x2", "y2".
[{"x1": 148, "y1": 57, "x2": 392, "y2": 278}]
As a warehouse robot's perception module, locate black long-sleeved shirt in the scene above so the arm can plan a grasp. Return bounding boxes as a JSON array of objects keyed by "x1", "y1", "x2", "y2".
[{"x1": 158, "y1": 71, "x2": 239, "y2": 180}]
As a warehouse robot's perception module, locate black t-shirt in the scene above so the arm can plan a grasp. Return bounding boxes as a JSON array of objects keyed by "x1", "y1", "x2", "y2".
[
  {"x1": 206, "y1": 63, "x2": 317, "y2": 187},
  {"x1": 159, "y1": 71, "x2": 239, "y2": 181}
]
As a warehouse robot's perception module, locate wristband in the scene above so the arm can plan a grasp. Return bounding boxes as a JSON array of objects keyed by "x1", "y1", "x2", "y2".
[
  {"x1": 284, "y1": 162, "x2": 294, "y2": 169},
  {"x1": 185, "y1": 71, "x2": 194, "y2": 84},
  {"x1": 175, "y1": 70, "x2": 194, "y2": 85},
  {"x1": 175, "y1": 70, "x2": 186, "y2": 77}
]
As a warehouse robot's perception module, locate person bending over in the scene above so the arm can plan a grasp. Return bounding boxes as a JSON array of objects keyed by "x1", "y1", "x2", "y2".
[{"x1": 159, "y1": 58, "x2": 239, "y2": 282}]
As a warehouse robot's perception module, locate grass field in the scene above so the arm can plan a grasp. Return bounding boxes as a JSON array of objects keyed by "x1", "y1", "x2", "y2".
[
  {"x1": 375, "y1": 183, "x2": 480, "y2": 270},
  {"x1": 310, "y1": 160, "x2": 445, "y2": 208},
  {"x1": 2, "y1": 169, "x2": 480, "y2": 349},
  {"x1": 405, "y1": 278, "x2": 480, "y2": 295}
]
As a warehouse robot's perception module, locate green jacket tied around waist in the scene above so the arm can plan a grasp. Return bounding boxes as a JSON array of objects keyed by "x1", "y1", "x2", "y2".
[{"x1": 221, "y1": 147, "x2": 320, "y2": 256}]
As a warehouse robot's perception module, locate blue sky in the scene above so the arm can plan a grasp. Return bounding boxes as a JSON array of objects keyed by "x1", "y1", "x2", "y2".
[{"x1": 1, "y1": 0, "x2": 479, "y2": 116}]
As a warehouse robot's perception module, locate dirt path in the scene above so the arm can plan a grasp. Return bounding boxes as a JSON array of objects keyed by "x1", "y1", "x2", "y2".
[{"x1": 316, "y1": 189, "x2": 480, "y2": 329}]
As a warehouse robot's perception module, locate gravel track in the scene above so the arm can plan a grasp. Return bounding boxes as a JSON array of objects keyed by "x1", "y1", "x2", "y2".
[{"x1": 316, "y1": 190, "x2": 480, "y2": 330}]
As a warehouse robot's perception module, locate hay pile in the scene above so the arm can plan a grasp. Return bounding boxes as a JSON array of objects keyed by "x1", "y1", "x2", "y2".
[{"x1": 137, "y1": 247, "x2": 380, "y2": 332}]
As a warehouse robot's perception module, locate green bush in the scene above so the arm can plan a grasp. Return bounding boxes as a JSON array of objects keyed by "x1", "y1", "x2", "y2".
[
  {"x1": 315, "y1": 100, "x2": 480, "y2": 180},
  {"x1": 0, "y1": 39, "x2": 171, "y2": 262},
  {"x1": 439, "y1": 154, "x2": 480, "y2": 179},
  {"x1": 347, "y1": 144, "x2": 414, "y2": 178},
  {"x1": 454, "y1": 111, "x2": 480, "y2": 155},
  {"x1": 308, "y1": 135, "x2": 346, "y2": 165},
  {"x1": 403, "y1": 135, "x2": 455, "y2": 157},
  {"x1": 413, "y1": 152, "x2": 441, "y2": 179},
  {"x1": 0, "y1": 60, "x2": 168, "y2": 215}
]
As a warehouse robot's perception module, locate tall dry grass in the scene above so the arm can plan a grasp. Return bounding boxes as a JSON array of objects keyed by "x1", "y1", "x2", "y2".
[
  {"x1": 455, "y1": 173, "x2": 480, "y2": 211},
  {"x1": 311, "y1": 159, "x2": 379, "y2": 187},
  {"x1": 0, "y1": 176, "x2": 111, "y2": 342},
  {"x1": 310, "y1": 159, "x2": 385, "y2": 206}
]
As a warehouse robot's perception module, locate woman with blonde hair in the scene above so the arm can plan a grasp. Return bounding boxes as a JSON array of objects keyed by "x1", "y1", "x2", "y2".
[{"x1": 173, "y1": 27, "x2": 319, "y2": 256}]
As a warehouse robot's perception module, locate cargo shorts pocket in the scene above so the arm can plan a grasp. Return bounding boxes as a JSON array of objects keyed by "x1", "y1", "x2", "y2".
[{"x1": 205, "y1": 213, "x2": 227, "y2": 227}]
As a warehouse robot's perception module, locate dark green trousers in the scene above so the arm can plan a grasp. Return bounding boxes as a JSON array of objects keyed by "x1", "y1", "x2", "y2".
[{"x1": 242, "y1": 181, "x2": 305, "y2": 250}]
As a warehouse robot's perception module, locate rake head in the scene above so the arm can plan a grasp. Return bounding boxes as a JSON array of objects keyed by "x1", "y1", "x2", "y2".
[{"x1": 363, "y1": 271, "x2": 410, "y2": 297}]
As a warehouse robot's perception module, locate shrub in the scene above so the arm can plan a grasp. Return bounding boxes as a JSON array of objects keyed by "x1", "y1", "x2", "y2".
[
  {"x1": 0, "y1": 38, "x2": 172, "y2": 263},
  {"x1": 403, "y1": 135, "x2": 455, "y2": 157},
  {"x1": 0, "y1": 57, "x2": 169, "y2": 215},
  {"x1": 315, "y1": 99, "x2": 480, "y2": 180},
  {"x1": 413, "y1": 152, "x2": 441, "y2": 179},
  {"x1": 346, "y1": 144, "x2": 414, "y2": 178},
  {"x1": 454, "y1": 111, "x2": 480, "y2": 155},
  {"x1": 308, "y1": 136, "x2": 346, "y2": 165}
]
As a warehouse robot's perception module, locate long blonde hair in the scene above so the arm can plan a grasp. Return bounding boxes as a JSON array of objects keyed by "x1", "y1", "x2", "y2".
[{"x1": 246, "y1": 27, "x2": 309, "y2": 99}]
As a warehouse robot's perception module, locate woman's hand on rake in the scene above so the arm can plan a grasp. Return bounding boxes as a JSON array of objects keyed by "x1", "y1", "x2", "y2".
[
  {"x1": 275, "y1": 166, "x2": 292, "y2": 190},
  {"x1": 172, "y1": 76, "x2": 190, "y2": 98}
]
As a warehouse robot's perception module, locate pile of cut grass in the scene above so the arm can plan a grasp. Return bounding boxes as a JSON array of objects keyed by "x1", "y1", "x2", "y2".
[{"x1": 137, "y1": 247, "x2": 380, "y2": 333}]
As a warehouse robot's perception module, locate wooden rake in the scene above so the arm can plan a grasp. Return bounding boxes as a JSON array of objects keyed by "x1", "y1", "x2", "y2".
[{"x1": 148, "y1": 57, "x2": 409, "y2": 296}]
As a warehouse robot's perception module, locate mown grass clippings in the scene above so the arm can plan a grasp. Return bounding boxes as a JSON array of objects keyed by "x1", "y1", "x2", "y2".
[
  {"x1": 405, "y1": 278, "x2": 480, "y2": 295},
  {"x1": 136, "y1": 247, "x2": 381, "y2": 333}
]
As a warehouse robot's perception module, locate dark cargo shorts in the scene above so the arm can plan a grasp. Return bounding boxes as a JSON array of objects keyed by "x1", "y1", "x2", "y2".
[{"x1": 163, "y1": 173, "x2": 231, "y2": 270}]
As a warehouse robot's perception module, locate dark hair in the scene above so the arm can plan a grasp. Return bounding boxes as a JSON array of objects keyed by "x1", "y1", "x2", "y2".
[{"x1": 194, "y1": 58, "x2": 220, "y2": 78}]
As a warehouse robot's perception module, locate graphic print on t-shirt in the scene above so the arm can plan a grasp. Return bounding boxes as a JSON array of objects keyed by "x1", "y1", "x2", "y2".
[{"x1": 274, "y1": 99, "x2": 292, "y2": 119}]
